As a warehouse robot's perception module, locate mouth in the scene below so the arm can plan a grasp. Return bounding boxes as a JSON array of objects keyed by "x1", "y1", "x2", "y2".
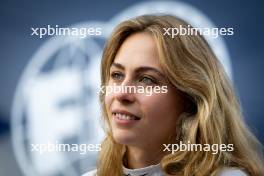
[{"x1": 112, "y1": 110, "x2": 141, "y2": 121}]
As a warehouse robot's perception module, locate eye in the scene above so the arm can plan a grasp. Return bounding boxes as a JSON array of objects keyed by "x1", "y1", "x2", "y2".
[
  {"x1": 139, "y1": 76, "x2": 157, "y2": 85},
  {"x1": 110, "y1": 71, "x2": 124, "y2": 81}
]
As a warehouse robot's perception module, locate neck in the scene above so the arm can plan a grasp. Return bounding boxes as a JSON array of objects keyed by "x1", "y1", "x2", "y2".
[{"x1": 124, "y1": 144, "x2": 165, "y2": 169}]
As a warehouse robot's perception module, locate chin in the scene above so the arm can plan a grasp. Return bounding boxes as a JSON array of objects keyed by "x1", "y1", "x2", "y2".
[{"x1": 112, "y1": 129, "x2": 137, "y2": 145}]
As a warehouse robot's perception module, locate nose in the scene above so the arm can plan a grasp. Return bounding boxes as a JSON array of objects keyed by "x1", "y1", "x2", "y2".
[{"x1": 114, "y1": 79, "x2": 136, "y2": 104}]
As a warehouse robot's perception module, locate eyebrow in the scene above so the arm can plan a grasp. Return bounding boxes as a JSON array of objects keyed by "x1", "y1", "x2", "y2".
[{"x1": 110, "y1": 62, "x2": 165, "y2": 78}]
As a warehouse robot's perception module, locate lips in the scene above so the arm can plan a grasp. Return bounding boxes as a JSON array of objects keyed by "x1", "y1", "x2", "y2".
[{"x1": 112, "y1": 110, "x2": 140, "y2": 121}]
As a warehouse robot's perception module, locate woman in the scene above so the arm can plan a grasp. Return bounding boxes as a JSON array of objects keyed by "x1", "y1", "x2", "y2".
[{"x1": 83, "y1": 15, "x2": 264, "y2": 176}]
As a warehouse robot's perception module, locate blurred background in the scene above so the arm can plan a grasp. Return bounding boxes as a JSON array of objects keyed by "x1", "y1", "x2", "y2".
[{"x1": 0, "y1": 0, "x2": 263, "y2": 175}]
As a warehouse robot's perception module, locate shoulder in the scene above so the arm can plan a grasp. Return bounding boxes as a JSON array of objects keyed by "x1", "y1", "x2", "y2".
[
  {"x1": 82, "y1": 169, "x2": 97, "y2": 176},
  {"x1": 218, "y1": 168, "x2": 248, "y2": 176}
]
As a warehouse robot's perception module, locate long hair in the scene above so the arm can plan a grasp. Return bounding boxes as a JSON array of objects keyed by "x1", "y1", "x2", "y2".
[{"x1": 97, "y1": 14, "x2": 264, "y2": 176}]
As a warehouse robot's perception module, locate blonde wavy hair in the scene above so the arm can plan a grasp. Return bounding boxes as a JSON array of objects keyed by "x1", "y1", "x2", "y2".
[{"x1": 97, "y1": 15, "x2": 264, "y2": 176}]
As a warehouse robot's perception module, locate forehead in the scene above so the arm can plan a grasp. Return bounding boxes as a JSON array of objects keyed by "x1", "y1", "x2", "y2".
[{"x1": 113, "y1": 32, "x2": 160, "y2": 69}]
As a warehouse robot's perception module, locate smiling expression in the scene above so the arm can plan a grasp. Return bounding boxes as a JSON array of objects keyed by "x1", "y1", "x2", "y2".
[{"x1": 104, "y1": 32, "x2": 184, "y2": 148}]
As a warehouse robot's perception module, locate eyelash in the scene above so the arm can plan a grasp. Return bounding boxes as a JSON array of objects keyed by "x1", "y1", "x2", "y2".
[
  {"x1": 139, "y1": 76, "x2": 157, "y2": 85},
  {"x1": 110, "y1": 71, "x2": 124, "y2": 81},
  {"x1": 110, "y1": 71, "x2": 158, "y2": 85}
]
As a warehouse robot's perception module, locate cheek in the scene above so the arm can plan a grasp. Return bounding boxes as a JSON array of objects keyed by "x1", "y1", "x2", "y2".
[
  {"x1": 104, "y1": 94, "x2": 113, "y2": 114},
  {"x1": 138, "y1": 94, "x2": 171, "y2": 119},
  {"x1": 138, "y1": 92, "x2": 182, "y2": 123}
]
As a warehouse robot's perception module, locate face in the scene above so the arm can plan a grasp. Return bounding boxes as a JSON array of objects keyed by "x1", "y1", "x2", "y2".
[{"x1": 104, "y1": 32, "x2": 184, "y2": 149}]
